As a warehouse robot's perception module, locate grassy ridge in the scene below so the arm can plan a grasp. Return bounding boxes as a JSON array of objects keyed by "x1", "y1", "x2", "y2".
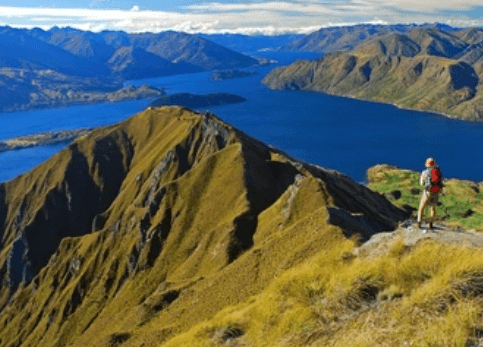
[
  {"x1": 1, "y1": 107, "x2": 483, "y2": 346},
  {"x1": 154, "y1": 165, "x2": 483, "y2": 347},
  {"x1": 0, "y1": 108, "x2": 407, "y2": 347}
]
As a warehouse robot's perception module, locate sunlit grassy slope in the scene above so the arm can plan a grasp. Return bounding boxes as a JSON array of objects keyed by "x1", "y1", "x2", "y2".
[
  {"x1": 157, "y1": 166, "x2": 483, "y2": 347},
  {"x1": 0, "y1": 107, "x2": 408, "y2": 347},
  {"x1": 1, "y1": 108, "x2": 483, "y2": 346},
  {"x1": 162, "y1": 238, "x2": 483, "y2": 347}
]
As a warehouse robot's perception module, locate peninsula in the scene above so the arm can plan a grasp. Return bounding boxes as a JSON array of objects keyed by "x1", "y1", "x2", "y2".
[
  {"x1": 263, "y1": 26, "x2": 483, "y2": 121},
  {"x1": 0, "y1": 68, "x2": 165, "y2": 112},
  {"x1": 0, "y1": 128, "x2": 92, "y2": 152}
]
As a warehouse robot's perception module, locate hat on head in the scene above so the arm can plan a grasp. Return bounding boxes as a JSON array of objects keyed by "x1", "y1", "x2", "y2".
[{"x1": 425, "y1": 157, "x2": 436, "y2": 168}]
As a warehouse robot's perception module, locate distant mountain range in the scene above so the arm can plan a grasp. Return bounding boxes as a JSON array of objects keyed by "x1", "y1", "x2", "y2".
[
  {"x1": 264, "y1": 26, "x2": 483, "y2": 120},
  {"x1": 1, "y1": 26, "x2": 260, "y2": 78},
  {"x1": 283, "y1": 23, "x2": 464, "y2": 53},
  {"x1": 199, "y1": 33, "x2": 304, "y2": 53},
  {"x1": 0, "y1": 26, "x2": 262, "y2": 112}
]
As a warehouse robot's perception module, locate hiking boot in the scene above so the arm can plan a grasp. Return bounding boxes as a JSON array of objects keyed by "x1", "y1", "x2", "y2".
[
  {"x1": 416, "y1": 221, "x2": 422, "y2": 229},
  {"x1": 429, "y1": 222, "x2": 433, "y2": 230}
]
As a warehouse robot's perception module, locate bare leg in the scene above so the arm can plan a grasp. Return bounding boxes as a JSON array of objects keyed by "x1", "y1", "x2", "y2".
[
  {"x1": 429, "y1": 203, "x2": 437, "y2": 228},
  {"x1": 418, "y1": 192, "x2": 429, "y2": 224}
]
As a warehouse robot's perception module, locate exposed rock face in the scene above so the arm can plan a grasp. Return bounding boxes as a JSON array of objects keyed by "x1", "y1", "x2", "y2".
[
  {"x1": 0, "y1": 107, "x2": 407, "y2": 347},
  {"x1": 106, "y1": 46, "x2": 202, "y2": 79}
]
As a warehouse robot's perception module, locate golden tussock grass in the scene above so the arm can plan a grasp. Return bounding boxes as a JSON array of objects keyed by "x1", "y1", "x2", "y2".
[{"x1": 161, "y1": 237, "x2": 483, "y2": 347}]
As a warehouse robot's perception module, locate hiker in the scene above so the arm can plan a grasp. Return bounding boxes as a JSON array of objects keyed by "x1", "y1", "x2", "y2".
[{"x1": 417, "y1": 157, "x2": 443, "y2": 231}]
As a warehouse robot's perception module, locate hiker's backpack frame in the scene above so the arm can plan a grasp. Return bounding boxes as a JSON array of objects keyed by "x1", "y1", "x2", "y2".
[{"x1": 425, "y1": 167, "x2": 443, "y2": 193}]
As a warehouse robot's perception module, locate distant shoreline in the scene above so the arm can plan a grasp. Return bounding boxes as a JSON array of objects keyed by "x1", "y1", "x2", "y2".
[
  {"x1": 0, "y1": 128, "x2": 93, "y2": 152},
  {"x1": 300, "y1": 88, "x2": 481, "y2": 123},
  {"x1": 0, "y1": 85, "x2": 165, "y2": 114}
]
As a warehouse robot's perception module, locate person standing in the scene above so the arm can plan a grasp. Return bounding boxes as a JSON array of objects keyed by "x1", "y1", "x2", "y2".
[{"x1": 417, "y1": 158, "x2": 443, "y2": 232}]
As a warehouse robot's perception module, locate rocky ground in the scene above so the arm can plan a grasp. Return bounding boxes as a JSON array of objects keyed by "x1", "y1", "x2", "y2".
[{"x1": 360, "y1": 219, "x2": 483, "y2": 260}]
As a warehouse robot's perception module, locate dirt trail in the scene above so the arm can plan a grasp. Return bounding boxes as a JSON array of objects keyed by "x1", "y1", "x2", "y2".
[{"x1": 358, "y1": 220, "x2": 483, "y2": 258}]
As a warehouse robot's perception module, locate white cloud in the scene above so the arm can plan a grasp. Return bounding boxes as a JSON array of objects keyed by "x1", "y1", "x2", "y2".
[
  {"x1": 0, "y1": 1, "x2": 482, "y2": 36},
  {"x1": 185, "y1": 1, "x2": 340, "y2": 14},
  {"x1": 374, "y1": 0, "x2": 479, "y2": 12}
]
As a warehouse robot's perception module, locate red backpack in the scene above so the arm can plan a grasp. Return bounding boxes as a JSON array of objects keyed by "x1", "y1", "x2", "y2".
[{"x1": 429, "y1": 167, "x2": 443, "y2": 193}]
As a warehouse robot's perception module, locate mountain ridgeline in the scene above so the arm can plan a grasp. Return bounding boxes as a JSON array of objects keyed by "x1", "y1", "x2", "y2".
[
  {"x1": 264, "y1": 26, "x2": 483, "y2": 120},
  {"x1": 0, "y1": 26, "x2": 263, "y2": 112},
  {"x1": 282, "y1": 23, "x2": 462, "y2": 53},
  {"x1": 1, "y1": 26, "x2": 260, "y2": 77},
  {"x1": 0, "y1": 106, "x2": 408, "y2": 347}
]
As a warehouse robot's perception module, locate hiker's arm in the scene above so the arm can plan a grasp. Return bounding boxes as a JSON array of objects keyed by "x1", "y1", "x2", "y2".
[{"x1": 419, "y1": 171, "x2": 425, "y2": 186}]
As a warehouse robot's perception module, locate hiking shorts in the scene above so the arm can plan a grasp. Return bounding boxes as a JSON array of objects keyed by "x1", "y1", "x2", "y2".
[{"x1": 422, "y1": 190, "x2": 439, "y2": 205}]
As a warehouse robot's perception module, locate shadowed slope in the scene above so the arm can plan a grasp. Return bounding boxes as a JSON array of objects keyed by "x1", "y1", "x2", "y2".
[{"x1": 0, "y1": 107, "x2": 407, "y2": 347}]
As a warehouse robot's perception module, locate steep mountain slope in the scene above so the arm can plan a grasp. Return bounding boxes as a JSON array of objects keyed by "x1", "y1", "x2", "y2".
[
  {"x1": 198, "y1": 33, "x2": 304, "y2": 53},
  {"x1": 455, "y1": 27, "x2": 483, "y2": 44},
  {"x1": 38, "y1": 27, "x2": 115, "y2": 63},
  {"x1": 2, "y1": 26, "x2": 260, "y2": 79},
  {"x1": 66, "y1": 29, "x2": 260, "y2": 71},
  {"x1": 0, "y1": 106, "x2": 407, "y2": 347},
  {"x1": 129, "y1": 31, "x2": 259, "y2": 70},
  {"x1": 264, "y1": 27, "x2": 483, "y2": 121},
  {"x1": 284, "y1": 24, "x2": 398, "y2": 53},
  {"x1": 284, "y1": 23, "x2": 464, "y2": 53},
  {"x1": 0, "y1": 27, "x2": 109, "y2": 77},
  {"x1": 407, "y1": 28, "x2": 468, "y2": 58},
  {"x1": 106, "y1": 46, "x2": 201, "y2": 79}
]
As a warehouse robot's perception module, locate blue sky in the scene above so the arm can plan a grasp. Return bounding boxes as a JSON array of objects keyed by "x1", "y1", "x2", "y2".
[{"x1": 0, "y1": 0, "x2": 483, "y2": 35}]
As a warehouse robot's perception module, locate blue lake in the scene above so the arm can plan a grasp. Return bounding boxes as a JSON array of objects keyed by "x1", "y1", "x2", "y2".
[{"x1": 1, "y1": 50, "x2": 483, "y2": 184}]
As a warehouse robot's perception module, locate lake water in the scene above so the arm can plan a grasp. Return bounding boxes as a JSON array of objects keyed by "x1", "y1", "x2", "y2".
[{"x1": 1, "y1": 50, "x2": 483, "y2": 184}]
